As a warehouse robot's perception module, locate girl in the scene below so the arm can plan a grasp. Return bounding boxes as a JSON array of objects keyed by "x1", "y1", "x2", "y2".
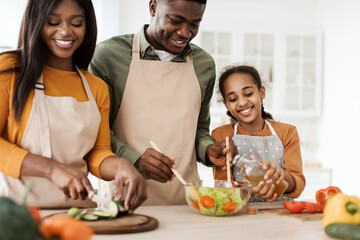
[
  {"x1": 212, "y1": 65, "x2": 305, "y2": 202},
  {"x1": 0, "y1": 0, "x2": 147, "y2": 211}
]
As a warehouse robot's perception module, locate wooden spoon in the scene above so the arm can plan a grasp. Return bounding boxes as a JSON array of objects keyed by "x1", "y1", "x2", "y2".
[
  {"x1": 226, "y1": 136, "x2": 232, "y2": 187},
  {"x1": 150, "y1": 141, "x2": 187, "y2": 185}
]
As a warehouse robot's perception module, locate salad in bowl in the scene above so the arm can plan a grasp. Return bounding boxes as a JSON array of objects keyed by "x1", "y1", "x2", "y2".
[{"x1": 184, "y1": 180, "x2": 252, "y2": 216}]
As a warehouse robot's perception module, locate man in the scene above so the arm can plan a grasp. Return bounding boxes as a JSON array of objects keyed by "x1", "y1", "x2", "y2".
[{"x1": 90, "y1": 0, "x2": 235, "y2": 205}]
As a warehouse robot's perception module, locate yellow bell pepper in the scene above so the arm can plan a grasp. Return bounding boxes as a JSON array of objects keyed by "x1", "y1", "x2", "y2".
[{"x1": 323, "y1": 193, "x2": 360, "y2": 227}]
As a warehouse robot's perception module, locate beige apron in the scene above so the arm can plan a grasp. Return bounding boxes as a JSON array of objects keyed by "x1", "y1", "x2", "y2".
[
  {"x1": 0, "y1": 67, "x2": 100, "y2": 208},
  {"x1": 98, "y1": 31, "x2": 201, "y2": 205}
]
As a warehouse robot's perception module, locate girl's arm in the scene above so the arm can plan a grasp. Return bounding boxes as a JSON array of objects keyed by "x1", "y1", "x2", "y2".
[{"x1": 281, "y1": 126, "x2": 306, "y2": 198}]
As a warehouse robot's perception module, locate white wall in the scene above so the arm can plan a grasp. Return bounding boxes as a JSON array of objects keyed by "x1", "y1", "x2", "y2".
[
  {"x1": 317, "y1": 0, "x2": 360, "y2": 197},
  {"x1": 0, "y1": 0, "x2": 27, "y2": 49}
]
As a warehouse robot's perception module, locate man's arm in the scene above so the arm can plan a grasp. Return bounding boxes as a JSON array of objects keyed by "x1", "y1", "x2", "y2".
[{"x1": 194, "y1": 55, "x2": 216, "y2": 166}]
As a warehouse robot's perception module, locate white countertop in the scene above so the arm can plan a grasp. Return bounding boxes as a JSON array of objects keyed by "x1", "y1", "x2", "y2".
[{"x1": 42, "y1": 204, "x2": 334, "y2": 240}]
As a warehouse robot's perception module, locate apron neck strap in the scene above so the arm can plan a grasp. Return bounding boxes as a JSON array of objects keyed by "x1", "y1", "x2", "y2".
[
  {"x1": 75, "y1": 66, "x2": 95, "y2": 101},
  {"x1": 132, "y1": 31, "x2": 141, "y2": 60},
  {"x1": 233, "y1": 120, "x2": 276, "y2": 136},
  {"x1": 35, "y1": 66, "x2": 95, "y2": 101}
]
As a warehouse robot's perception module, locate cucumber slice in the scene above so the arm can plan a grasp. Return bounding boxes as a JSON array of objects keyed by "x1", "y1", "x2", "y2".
[
  {"x1": 93, "y1": 210, "x2": 112, "y2": 218},
  {"x1": 82, "y1": 213, "x2": 99, "y2": 221},
  {"x1": 67, "y1": 207, "x2": 80, "y2": 217},
  {"x1": 75, "y1": 210, "x2": 88, "y2": 219},
  {"x1": 115, "y1": 200, "x2": 126, "y2": 212},
  {"x1": 108, "y1": 201, "x2": 119, "y2": 218}
]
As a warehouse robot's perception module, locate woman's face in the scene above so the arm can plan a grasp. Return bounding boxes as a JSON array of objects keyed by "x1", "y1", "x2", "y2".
[
  {"x1": 41, "y1": 0, "x2": 85, "y2": 70},
  {"x1": 223, "y1": 73, "x2": 266, "y2": 132}
]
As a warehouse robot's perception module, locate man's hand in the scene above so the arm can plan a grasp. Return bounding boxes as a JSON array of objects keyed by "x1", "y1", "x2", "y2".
[
  {"x1": 134, "y1": 148, "x2": 175, "y2": 183},
  {"x1": 206, "y1": 139, "x2": 238, "y2": 169}
]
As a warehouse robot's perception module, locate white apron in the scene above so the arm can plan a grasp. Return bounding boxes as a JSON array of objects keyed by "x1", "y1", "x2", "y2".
[
  {"x1": 98, "y1": 30, "x2": 202, "y2": 205},
  {"x1": 0, "y1": 67, "x2": 100, "y2": 208},
  {"x1": 232, "y1": 121, "x2": 290, "y2": 201}
]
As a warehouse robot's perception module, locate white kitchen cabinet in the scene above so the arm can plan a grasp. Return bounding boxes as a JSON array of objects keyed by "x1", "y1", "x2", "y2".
[{"x1": 199, "y1": 30, "x2": 323, "y2": 126}]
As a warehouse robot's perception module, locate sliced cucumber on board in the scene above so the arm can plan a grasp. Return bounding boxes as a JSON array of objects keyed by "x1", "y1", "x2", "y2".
[{"x1": 67, "y1": 200, "x2": 128, "y2": 221}]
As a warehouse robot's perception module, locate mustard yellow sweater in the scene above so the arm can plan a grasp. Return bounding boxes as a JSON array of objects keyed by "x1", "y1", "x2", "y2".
[
  {"x1": 212, "y1": 120, "x2": 305, "y2": 199},
  {"x1": 0, "y1": 53, "x2": 115, "y2": 179}
]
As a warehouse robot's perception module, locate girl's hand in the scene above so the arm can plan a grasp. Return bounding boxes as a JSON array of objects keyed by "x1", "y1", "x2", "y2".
[{"x1": 250, "y1": 155, "x2": 286, "y2": 202}]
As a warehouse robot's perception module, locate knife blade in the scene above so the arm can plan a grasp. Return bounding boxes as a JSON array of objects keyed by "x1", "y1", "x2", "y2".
[{"x1": 88, "y1": 191, "x2": 111, "y2": 208}]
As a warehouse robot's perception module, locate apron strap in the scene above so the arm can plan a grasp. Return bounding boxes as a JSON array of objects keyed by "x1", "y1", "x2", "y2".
[
  {"x1": 75, "y1": 66, "x2": 95, "y2": 101},
  {"x1": 265, "y1": 120, "x2": 276, "y2": 135},
  {"x1": 233, "y1": 120, "x2": 276, "y2": 136},
  {"x1": 34, "y1": 73, "x2": 52, "y2": 158},
  {"x1": 131, "y1": 31, "x2": 141, "y2": 60}
]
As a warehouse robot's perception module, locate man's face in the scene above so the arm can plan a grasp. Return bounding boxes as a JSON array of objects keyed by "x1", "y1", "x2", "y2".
[{"x1": 146, "y1": 0, "x2": 206, "y2": 54}]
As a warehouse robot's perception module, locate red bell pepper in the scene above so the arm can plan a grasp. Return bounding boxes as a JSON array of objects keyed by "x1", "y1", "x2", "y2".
[
  {"x1": 283, "y1": 201, "x2": 305, "y2": 213},
  {"x1": 283, "y1": 201, "x2": 324, "y2": 213},
  {"x1": 315, "y1": 186, "x2": 342, "y2": 208}
]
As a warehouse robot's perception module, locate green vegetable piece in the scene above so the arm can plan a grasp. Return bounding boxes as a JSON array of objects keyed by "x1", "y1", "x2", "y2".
[
  {"x1": 67, "y1": 207, "x2": 81, "y2": 217},
  {"x1": 198, "y1": 202, "x2": 217, "y2": 215},
  {"x1": 325, "y1": 223, "x2": 360, "y2": 240},
  {"x1": 346, "y1": 202, "x2": 359, "y2": 215},
  {"x1": 93, "y1": 209, "x2": 114, "y2": 219},
  {"x1": 82, "y1": 213, "x2": 99, "y2": 221},
  {"x1": 0, "y1": 197, "x2": 40, "y2": 240},
  {"x1": 75, "y1": 210, "x2": 88, "y2": 220}
]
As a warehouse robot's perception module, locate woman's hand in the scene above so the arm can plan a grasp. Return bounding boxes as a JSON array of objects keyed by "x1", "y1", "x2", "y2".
[
  {"x1": 20, "y1": 153, "x2": 94, "y2": 200},
  {"x1": 49, "y1": 162, "x2": 94, "y2": 200},
  {"x1": 99, "y1": 156, "x2": 147, "y2": 213},
  {"x1": 250, "y1": 155, "x2": 286, "y2": 202}
]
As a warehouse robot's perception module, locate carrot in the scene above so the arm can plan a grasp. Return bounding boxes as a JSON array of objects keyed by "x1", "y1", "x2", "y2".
[
  {"x1": 223, "y1": 202, "x2": 236, "y2": 212},
  {"x1": 200, "y1": 195, "x2": 215, "y2": 209},
  {"x1": 40, "y1": 216, "x2": 93, "y2": 240}
]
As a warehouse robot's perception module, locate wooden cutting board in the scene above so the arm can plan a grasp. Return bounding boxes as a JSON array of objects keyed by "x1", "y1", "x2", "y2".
[
  {"x1": 44, "y1": 210, "x2": 159, "y2": 234},
  {"x1": 258, "y1": 208, "x2": 323, "y2": 221}
]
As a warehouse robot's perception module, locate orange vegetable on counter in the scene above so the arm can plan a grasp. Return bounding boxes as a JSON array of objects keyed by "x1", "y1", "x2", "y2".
[
  {"x1": 40, "y1": 216, "x2": 93, "y2": 240},
  {"x1": 316, "y1": 186, "x2": 341, "y2": 208}
]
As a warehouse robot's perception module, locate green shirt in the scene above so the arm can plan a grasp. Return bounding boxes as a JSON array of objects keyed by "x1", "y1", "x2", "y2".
[{"x1": 89, "y1": 25, "x2": 215, "y2": 166}]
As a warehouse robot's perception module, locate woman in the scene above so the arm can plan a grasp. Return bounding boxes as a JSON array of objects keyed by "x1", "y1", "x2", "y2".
[{"x1": 0, "y1": 0, "x2": 147, "y2": 211}]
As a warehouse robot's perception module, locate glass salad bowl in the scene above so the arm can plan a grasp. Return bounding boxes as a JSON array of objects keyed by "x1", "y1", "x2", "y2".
[{"x1": 184, "y1": 180, "x2": 252, "y2": 216}]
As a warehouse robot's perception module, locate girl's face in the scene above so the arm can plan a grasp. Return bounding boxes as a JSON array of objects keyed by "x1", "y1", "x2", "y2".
[
  {"x1": 223, "y1": 73, "x2": 265, "y2": 132},
  {"x1": 41, "y1": 0, "x2": 85, "y2": 70}
]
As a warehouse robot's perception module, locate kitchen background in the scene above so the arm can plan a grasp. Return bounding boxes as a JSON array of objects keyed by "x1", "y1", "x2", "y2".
[{"x1": 1, "y1": 0, "x2": 359, "y2": 199}]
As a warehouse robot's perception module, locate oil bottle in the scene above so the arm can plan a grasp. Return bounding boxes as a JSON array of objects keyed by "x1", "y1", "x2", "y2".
[{"x1": 232, "y1": 155, "x2": 288, "y2": 198}]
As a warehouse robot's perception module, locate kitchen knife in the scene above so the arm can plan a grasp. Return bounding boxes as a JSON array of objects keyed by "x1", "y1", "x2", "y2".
[{"x1": 88, "y1": 191, "x2": 111, "y2": 208}]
